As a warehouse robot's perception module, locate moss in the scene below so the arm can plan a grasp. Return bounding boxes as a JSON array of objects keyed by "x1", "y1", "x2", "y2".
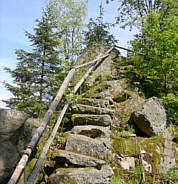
[
  {"x1": 61, "y1": 131, "x2": 71, "y2": 138},
  {"x1": 112, "y1": 137, "x2": 139, "y2": 156},
  {"x1": 35, "y1": 130, "x2": 51, "y2": 158},
  {"x1": 112, "y1": 136, "x2": 175, "y2": 175},
  {"x1": 61, "y1": 176, "x2": 78, "y2": 184},
  {"x1": 26, "y1": 158, "x2": 37, "y2": 178}
]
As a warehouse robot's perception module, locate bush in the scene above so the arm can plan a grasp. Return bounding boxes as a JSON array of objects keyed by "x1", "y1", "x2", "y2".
[{"x1": 162, "y1": 94, "x2": 178, "y2": 126}]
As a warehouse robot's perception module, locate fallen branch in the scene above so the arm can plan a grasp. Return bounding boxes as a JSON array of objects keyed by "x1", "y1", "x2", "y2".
[{"x1": 27, "y1": 46, "x2": 114, "y2": 184}]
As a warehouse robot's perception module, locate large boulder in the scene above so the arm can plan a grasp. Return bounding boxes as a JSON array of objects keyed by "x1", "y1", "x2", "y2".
[
  {"x1": 132, "y1": 97, "x2": 173, "y2": 139},
  {"x1": 0, "y1": 108, "x2": 39, "y2": 183},
  {"x1": 0, "y1": 108, "x2": 28, "y2": 141}
]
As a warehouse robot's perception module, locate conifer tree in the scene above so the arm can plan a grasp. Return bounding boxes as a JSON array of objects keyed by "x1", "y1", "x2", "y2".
[
  {"x1": 4, "y1": 5, "x2": 63, "y2": 117},
  {"x1": 84, "y1": 1, "x2": 117, "y2": 47}
]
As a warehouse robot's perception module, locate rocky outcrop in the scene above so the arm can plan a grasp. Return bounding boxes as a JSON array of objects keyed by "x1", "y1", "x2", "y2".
[
  {"x1": 132, "y1": 97, "x2": 173, "y2": 139},
  {"x1": 9, "y1": 45, "x2": 176, "y2": 184},
  {"x1": 46, "y1": 88, "x2": 114, "y2": 184},
  {"x1": 0, "y1": 108, "x2": 39, "y2": 183}
]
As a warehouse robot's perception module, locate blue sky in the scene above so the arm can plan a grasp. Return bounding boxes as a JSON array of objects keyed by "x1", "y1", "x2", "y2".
[{"x1": 0, "y1": 0, "x2": 137, "y2": 107}]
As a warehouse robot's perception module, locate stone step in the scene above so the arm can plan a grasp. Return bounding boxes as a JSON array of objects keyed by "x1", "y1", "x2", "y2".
[
  {"x1": 65, "y1": 134, "x2": 109, "y2": 160},
  {"x1": 53, "y1": 149, "x2": 105, "y2": 168},
  {"x1": 72, "y1": 104, "x2": 114, "y2": 116},
  {"x1": 48, "y1": 165, "x2": 113, "y2": 184},
  {"x1": 72, "y1": 125, "x2": 110, "y2": 138},
  {"x1": 72, "y1": 114, "x2": 112, "y2": 127},
  {"x1": 77, "y1": 98, "x2": 110, "y2": 108}
]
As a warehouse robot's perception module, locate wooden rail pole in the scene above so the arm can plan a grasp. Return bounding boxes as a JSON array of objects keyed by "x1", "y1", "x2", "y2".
[
  {"x1": 8, "y1": 68, "x2": 76, "y2": 184},
  {"x1": 27, "y1": 47, "x2": 114, "y2": 183},
  {"x1": 8, "y1": 46, "x2": 114, "y2": 184}
]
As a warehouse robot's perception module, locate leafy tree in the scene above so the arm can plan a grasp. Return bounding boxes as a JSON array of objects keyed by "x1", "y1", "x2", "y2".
[
  {"x1": 130, "y1": 10, "x2": 178, "y2": 124},
  {"x1": 106, "y1": 0, "x2": 176, "y2": 30},
  {"x1": 131, "y1": 10, "x2": 178, "y2": 96},
  {"x1": 4, "y1": 0, "x2": 88, "y2": 117},
  {"x1": 105, "y1": 0, "x2": 178, "y2": 124},
  {"x1": 3, "y1": 5, "x2": 63, "y2": 117},
  {"x1": 49, "y1": 0, "x2": 87, "y2": 64}
]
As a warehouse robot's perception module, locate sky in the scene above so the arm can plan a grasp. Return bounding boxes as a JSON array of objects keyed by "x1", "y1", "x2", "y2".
[{"x1": 0, "y1": 0, "x2": 138, "y2": 108}]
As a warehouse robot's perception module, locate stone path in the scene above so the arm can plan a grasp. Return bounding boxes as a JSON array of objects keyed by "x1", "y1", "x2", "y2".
[{"x1": 48, "y1": 98, "x2": 114, "y2": 184}]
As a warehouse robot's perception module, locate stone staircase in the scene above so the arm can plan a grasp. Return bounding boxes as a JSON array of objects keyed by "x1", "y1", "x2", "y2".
[{"x1": 48, "y1": 98, "x2": 114, "y2": 184}]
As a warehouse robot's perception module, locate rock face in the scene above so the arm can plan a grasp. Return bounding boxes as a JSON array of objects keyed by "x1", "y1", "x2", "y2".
[
  {"x1": 0, "y1": 108, "x2": 39, "y2": 184},
  {"x1": 47, "y1": 83, "x2": 114, "y2": 184},
  {"x1": 132, "y1": 97, "x2": 172, "y2": 138},
  {"x1": 0, "y1": 108, "x2": 28, "y2": 140},
  {"x1": 158, "y1": 139, "x2": 176, "y2": 174},
  {"x1": 72, "y1": 43, "x2": 119, "y2": 86}
]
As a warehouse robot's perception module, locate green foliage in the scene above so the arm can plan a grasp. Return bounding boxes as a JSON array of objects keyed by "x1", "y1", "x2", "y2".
[
  {"x1": 110, "y1": 176, "x2": 122, "y2": 184},
  {"x1": 3, "y1": 5, "x2": 63, "y2": 117},
  {"x1": 84, "y1": 17, "x2": 117, "y2": 47},
  {"x1": 162, "y1": 168, "x2": 178, "y2": 184},
  {"x1": 162, "y1": 94, "x2": 178, "y2": 125},
  {"x1": 107, "y1": 0, "x2": 176, "y2": 30},
  {"x1": 49, "y1": 0, "x2": 87, "y2": 63},
  {"x1": 4, "y1": 0, "x2": 87, "y2": 117},
  {"x1": 130, "y1": 9, "x2": 178, "y2": 97}
]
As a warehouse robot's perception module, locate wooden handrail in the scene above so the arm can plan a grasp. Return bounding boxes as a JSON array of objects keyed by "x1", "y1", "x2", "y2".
[
  {"x1": 8, "y1": 46, "x2": 114, "y2": 184},
  {"x1": 27, "y1": 46, "x2": 114, "y2": 183}
]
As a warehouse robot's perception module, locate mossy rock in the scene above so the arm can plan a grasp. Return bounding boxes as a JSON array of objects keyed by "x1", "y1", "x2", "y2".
[{"x1": 112, "y1": 136, "x2": 177, "y2": 174}]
